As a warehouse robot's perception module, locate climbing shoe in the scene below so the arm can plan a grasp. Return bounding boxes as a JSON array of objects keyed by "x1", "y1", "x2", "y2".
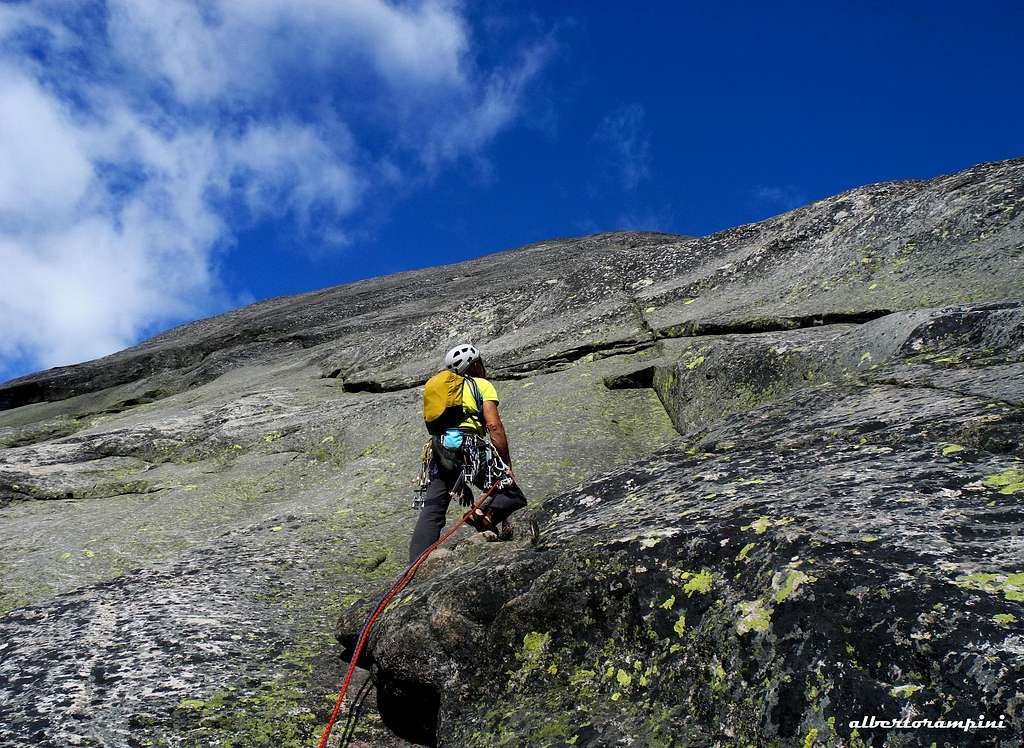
[
  {"x1": 465, "y1": 508, "x2": 492, "y2": 532},
  {"x1": 497, "y1": 520, "x2": 514, "y2": 541}
]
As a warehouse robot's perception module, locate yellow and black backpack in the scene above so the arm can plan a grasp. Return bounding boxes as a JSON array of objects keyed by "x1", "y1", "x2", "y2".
[{"x1": 423, "y1": 371, "x2": 483, "y2": 435}]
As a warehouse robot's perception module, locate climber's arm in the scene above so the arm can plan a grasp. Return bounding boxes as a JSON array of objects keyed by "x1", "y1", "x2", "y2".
[{"x1": 482, "y1": 400, "x2": 511, "y2": 467}]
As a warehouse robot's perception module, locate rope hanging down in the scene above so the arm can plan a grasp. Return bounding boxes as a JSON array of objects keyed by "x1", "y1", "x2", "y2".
[{"x1": 317, "y1": 479, "x2": 506, "y2": 748}]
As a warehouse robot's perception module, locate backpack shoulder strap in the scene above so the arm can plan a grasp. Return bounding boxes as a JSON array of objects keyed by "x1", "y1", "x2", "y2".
[{"x1": 464, "y1": 376, "x2": 484, "y2": 425}]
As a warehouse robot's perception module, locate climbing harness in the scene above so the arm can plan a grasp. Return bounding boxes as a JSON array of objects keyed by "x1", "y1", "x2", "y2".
[
  {"x1": 413, "y1": 430, "x2": 514, "y2": 510},
  {"x1": 317, "y1": 472, "x2": 514, "y2": 748}
]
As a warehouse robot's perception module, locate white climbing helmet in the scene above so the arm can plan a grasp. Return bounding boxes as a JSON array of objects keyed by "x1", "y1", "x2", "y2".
[{"x1": 444, "y1": 343, "x2": 481, "y2": 374}]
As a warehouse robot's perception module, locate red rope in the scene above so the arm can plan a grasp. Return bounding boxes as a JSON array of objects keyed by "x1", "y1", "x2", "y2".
[{"x1": 317, "y1": 481, "x2": 504, "y2": 748}]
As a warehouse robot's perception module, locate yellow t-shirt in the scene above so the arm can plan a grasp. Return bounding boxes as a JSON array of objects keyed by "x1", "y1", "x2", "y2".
[{"x1": 459, "y1": 376, "x2": 498, "y2": 434}]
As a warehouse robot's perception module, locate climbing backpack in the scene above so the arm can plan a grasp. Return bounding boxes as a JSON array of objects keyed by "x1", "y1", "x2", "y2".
[{"x1": 422, "y1": 371, "x2": 484, "y2": 435}]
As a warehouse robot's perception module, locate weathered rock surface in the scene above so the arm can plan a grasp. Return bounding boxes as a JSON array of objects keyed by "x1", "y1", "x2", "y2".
[
  {"x1": 1, "y1": 157, "x2": 1023, "y2": 747},
  {"x1": 0, "y1": 325, "x2": 677, "y2": 747},
  {"x1": 348, "y1": 302, "x2": 1024, "y2": 748}
]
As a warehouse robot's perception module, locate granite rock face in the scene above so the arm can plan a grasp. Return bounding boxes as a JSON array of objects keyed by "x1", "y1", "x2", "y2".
[
  {"x1": 354, "y1": 302, "x2": 1024, "y2": 747},
  {"x1": 1, "y1": 158, "x2": 1023, "y2": 747}
]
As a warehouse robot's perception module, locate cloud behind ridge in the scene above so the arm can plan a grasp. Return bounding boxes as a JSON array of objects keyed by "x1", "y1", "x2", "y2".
[{"x1": 0, "y1": 0, "x2": 548, "y2": 377}]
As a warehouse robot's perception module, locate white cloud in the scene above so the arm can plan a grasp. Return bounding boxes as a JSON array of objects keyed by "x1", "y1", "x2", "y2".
[
  {"x1": 106, "y1": 0, "x2": 471, "y2": 104},
  {"x1": 0, "y1": 68, "x2": 94, "y2": 227},
  {"x1": 0, "y1": 0, "x2": 547, "y2": 377},
  {"x1": 594, "y1": 103, "x2": 651, "y2": 191},
  {"x1": 419, "y1": 40, "x2": 554, "y2": 169},
  {"x1": 226, "y1": 121, "x2": 361, "y2": 230}
]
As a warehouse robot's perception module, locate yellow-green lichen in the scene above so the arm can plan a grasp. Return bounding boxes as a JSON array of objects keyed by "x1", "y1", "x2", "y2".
[
  {"x1": 941, "y1": 444, "x2": 965, "y2": 456},
  {"x1": 169, "y1": 639, "x2": 326, "y2": 748},
  {"x1": 736, "y1": 600, "x2": 772, "y2": 634},
  {"x1": 710, "y1": 661, "x2": 727, "y2": 693},
  {"x1": 682, "y1": 569, "x2": 713, "y2": 596},
  {"x1": 803, "y1": 727, "x2": 819, "y2": 748},
  {"x1": 508, "y1": 631, "x2": 552, "y2": 689},
  {"x1": 569, "y1": 669, "x2": 597, "y2": 686},
  {"x1": 742, "y1": 516, "x2": 771, "y2": 534},
  {"x1": 736, "y1": 542, "x2": 756, "y2": 562},
  {"x1": 521, "y1": 631, "x2": 549, "y2": 656},
  {"x1": 774, "y1": 570, "x2": 815, "y2": 603},
  {"x1": 673, "y1": 614, "x2": 686, "y2": 637},
  {"x1": 993, "y1": 613, "x2": 1017, "y2": 625},
  {"x1": 983, "y1": 468, "x2": 1024, "y2": 495},
  {"x1": 890, "y1": 684, "x2": 922, "y2": 698},
  {"x1": 955, "y1": 571, "x2": 1024, "y2": 601}
]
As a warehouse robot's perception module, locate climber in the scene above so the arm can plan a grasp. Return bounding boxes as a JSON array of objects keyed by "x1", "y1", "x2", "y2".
[{"x1": 408, "y1": 344, "x2": 527, "y2": 562}]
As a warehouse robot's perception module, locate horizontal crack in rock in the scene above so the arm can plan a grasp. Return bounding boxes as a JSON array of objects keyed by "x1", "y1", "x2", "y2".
[
  {"x1": 338, "y1": 338, "x2": 657, "y2": 393},
  {"x1": 338, "y1": 311, "x2": 896, "y2": 395},
  {"x1": 655, "y1": 309, "x2": 894, "y2": 338},
  {"x1": 492, "y1": 338, "x2": 655, "y2": 380}
]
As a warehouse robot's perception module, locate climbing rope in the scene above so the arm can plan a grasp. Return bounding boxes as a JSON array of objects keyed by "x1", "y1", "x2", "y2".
[{"x1": 317, "y1": 478, "x2": 509, "y2": 748}]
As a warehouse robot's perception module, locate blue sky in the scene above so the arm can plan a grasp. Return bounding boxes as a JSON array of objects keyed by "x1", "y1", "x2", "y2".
[{"x1": 1, "y1": 1, "x2": 1022, "y2": 383}]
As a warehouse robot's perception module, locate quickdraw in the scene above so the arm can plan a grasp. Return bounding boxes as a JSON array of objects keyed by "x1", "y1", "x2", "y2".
[{"x1": 413, "y1": 432, "x2": 513, "y2": 511}]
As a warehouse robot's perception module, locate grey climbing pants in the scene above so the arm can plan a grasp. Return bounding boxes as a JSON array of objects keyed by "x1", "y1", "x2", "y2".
[{"x1": 408, "y1": 463, "x2": 527, "y2": 562}]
